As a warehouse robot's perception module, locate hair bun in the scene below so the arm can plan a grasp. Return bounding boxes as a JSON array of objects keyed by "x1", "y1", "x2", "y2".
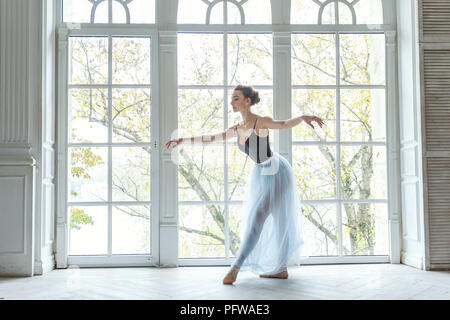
[
  {"x1": 252, "y1": 91, "x2": 260, "y2": 105},
  {"x1": 234, "y1": 85, "x2": 261, "y2": 106}
]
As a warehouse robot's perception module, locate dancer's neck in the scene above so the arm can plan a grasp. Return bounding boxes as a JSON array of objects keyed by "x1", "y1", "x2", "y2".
[{"x1": 241, "y1": 111, "x2": 258, "y2": 127}]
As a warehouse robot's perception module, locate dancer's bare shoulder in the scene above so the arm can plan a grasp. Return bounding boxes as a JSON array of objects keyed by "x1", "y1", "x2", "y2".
[{"x1": 258, "y1": 116, "x2": 286, "y2": 130}]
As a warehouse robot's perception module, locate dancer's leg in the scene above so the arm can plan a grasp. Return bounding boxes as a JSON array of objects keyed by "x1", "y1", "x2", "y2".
[
  {"x1": 260, "y1": 180, "x2": 290, "y2": 279},
  {"x1": 223, "y1": 196, "x2": 271, "y2": 284},
  {"x1": 232, "y1": 195, "x2": 271, "y2": 268}
]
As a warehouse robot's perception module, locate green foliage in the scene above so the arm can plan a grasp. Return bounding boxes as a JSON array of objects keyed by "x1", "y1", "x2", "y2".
[
  {"x1": 70, "y1": 207, "x2": 94, "y2": 230},
  {"x1": 71, "y1": 147, "x2": 104, "y2": 179}
]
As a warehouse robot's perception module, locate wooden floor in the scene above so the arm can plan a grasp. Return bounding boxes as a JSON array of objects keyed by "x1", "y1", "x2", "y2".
[{"x1": 0, "y1": 263, "x2": 450, "y2": 300}]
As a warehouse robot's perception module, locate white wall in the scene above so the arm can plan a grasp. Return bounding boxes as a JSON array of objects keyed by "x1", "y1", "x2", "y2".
[
  {"x1": 0, "y1": 0, "x2": 56, "y2": 276},
  {"x1": 396, "y1": 0, "x2": 426, "y2": 269}
]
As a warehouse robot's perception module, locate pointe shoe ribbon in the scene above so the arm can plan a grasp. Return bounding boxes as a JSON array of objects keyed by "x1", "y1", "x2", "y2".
[{"x1": 222, "y1": 267, "x2": 240, "y2": 285}]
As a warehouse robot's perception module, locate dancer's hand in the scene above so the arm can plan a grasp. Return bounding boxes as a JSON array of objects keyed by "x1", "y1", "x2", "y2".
[
  {"x1": 302, "y1": 115, "x2": 325, "y2": 129},
  {"x1": 165, "y1": 138, "x2": 183, "y2": 149}
]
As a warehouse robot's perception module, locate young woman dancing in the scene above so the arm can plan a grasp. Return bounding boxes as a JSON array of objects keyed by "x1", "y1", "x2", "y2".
[{"x1": 166, "y1": 85, "x2": 324, "y2": 285}]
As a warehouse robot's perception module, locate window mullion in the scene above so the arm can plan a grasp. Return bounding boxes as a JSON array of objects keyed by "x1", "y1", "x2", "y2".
[
  {"x1": 108, "y1": 0, "x2": 113, "y2": 24},
  {"x1": 107, "y1": 35, "x2": 113, "y2": 256},
  {"x1": 223, "y1": 31, "x2": 230, "y2": 260},
  {"x1": 335, "y1": 0, "x2": 339, "y2": 25},
  {"x1": 335, "y1": 31, "x2": 343, "y2": 257}
]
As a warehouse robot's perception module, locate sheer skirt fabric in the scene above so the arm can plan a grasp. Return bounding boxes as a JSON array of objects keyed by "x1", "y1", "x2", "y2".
[{"x1": 232, "y1": 152, "x2": 308, "y2": 274}]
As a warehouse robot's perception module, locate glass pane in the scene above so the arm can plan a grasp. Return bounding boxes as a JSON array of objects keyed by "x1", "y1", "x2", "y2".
[
  {"x1": 228, "y1": 33, "x2": 273, "y2": 86},
  {"x1": 291, "y1": 0, "x2": 320, "y2": 24},
  {"x1": 112, "y1": 37, "x2": 151, "y2": 85},
  {"x1": 321, "y1": 1, "x2": 335, "y2": 24},
  {"x1": 69, "y1": 206, "x2": 107, "y2": 255},
  {"x1": 242, "y1": 0, "x2": 271, "y2": 24},
  {"x1": 179, "y1": 205, "x2": 226, "y2": 258},
  {"x1": 292, "y1": 89, "x2": 336, "y2": 141},
  {"x1": 338, "y1": 2, "x2": 354, "y2": 24},
  {"x1": 112, "y1": 88, "x2": 151, "y2": 143},
  {"x1": 342, "y1": 203, "x2": 388, "y2": 255},
  {"x1": 177, "y1": 0, "x2": 209, "y2": 24},
  {"x1": 341, "y1": 146, "x2": 387, "y2": 200},
  {"x1": 340, "y1": 34, "x2": 385, "y2": 85},
  {"x1": 178, "y1": 89, "x2": 223, "y2": 137},
  {"x1": 209, "y1": 1, "x2": 224, "y2": 24},
  {"x1": 228, "y1": 1, "x2": 242, "y2": 24},
  {"x1": 69, "y1": 147, "x2": 108, "y2": 202},
  {"x1": 178, "y1": 34, "x2": 223, "y2": 85},
  {"x1": 93, "y1": 0, "x2": 109, "y2": 23},
  {"x1": 112, "y1": 147, "x2": 151, "y2": 202},
  {"x1": 229, "y1": 204, "x2": 244, "y2": 257},
  {"x1": 112, "y1": 205, "x2": 151, "y2": 254},
  {"x1": 227, "y1": 146, "x2": 254, "y2": 201},
  {"x1": 69, "y1": 88, "x2": 108, "y2": 143},
  {"x1": 70, "y1": 37, "x2": 108, "y2": 85},
  {"x1": 292, "y1": 145, "x2": 336, "y2": 200},
  {"x1": 178, "y1": 146, "x2": 224, "y2": 202},
  {"x1": 63, "y1": 0, "x2": 92, "y2": 23},
  {"x1": 341, "y1": 89, "x2": 386, "y2": 142},
  {"x1": 112, "y1": 0, "x2": 127, "y2": 23},
  {"x1": 292, "y1": 34, "x2": 336, "y2": 85},
  {"x1": 302, "y1": 204, "x2": 338, "y2": 256},
  {"x1": 354, "y1": 0, "x2": 383, "y2": 25},
  {"x1": 128, "y1": 0, "x2": 156, "y2": 24}
]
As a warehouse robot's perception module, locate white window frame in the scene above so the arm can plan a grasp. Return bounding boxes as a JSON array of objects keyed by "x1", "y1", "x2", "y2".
[
  {"x1": 55, "y1": 1, "x2": 160, "y2": 268},
  {"x1": 176, "y1": 30, "x2": 274, "y2": 265},
  {"x1": 55, "y1": 0, "x2": 399, "y2": 268},
  {"x1": 176, "y1": 1, "x2": 398, "y2": 266}
]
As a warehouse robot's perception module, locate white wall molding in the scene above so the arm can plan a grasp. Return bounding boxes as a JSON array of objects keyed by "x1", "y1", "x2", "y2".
[
  {"x1": 0, "y1": 166, "x2": 35, "y2": 276},
  {"x1": 0, "y1": 0, "x2": 56, "y2": 276},
  {"x1": 401, "y1": 250, "x2": 424, "y2": 269},
  {"x1": 158, "y1": 29, "x2": 178, "y2": 267},
  {"x1": 386, "y1": 29, "x2": 402, "y2": 264},
  {"x1": 397, "y1": 0, "x2": 426, "y2": 270},
  {"x1": 273, "y1": 32, "x2": 292, "y2": 161},
  {"x1": 0, "y1": 0, "x2": 39, "y2": 276}
]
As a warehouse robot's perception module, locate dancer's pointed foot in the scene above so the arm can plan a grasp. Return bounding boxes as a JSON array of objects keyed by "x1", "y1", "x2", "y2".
[
  {"x1": 223, "y1": 266, "x2": 240, "y2": 285},
  {"x1": 259, "y1": 269, "x2": 288, "y2": 279}
]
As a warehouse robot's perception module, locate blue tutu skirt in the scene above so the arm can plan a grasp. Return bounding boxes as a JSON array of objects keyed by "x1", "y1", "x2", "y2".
[{"x1": 234, "y1": 152, "x2": 308, "y2": 274}]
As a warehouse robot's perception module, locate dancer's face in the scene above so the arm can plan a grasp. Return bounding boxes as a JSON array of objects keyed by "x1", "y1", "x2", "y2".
[{"x1": 231, "y1": 90, "x2": 251, "y2": 113}]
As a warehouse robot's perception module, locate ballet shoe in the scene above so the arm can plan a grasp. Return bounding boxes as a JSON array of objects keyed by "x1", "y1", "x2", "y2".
[
  {"x1": 222, "y1": 266, "x2": 240, "y2": 285},
  {"x1": 259, "y1": 269, "x2": 288, "y2": 279}
]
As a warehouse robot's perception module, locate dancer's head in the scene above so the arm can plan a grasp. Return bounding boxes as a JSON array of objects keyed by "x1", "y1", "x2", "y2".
[{"x1": 231, "y1": 85, "x2": 260, "y2": 113}]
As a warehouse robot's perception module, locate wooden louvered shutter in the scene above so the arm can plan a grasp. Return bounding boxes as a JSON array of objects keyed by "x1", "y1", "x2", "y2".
[{"x1": 420, "y1": 1, "x2": 450, "y2": 269}]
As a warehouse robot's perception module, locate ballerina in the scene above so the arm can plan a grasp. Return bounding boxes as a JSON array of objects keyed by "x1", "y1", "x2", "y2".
[{"x1": 166, "y1": 85, "x2": 324, "y2": 284}]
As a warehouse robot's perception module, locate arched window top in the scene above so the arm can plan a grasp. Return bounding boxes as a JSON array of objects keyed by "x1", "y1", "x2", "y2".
[
  {"x1": 291, "y1": 0, "x2": 384, "y2": 25},
  {"x1": 63, "y1": 0, "x2": 156, "y2": 24},
  {"x1": 177, "y1": 0, "x2": 272, "y2": 24}
]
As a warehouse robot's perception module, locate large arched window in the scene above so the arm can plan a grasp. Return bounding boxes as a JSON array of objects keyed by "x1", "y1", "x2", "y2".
[
  {"x1": 57, "y1": 0, "x2": 396, "y2": 268},
  {"x1": 63, "y1": 0, "x2": 156, "y2": 23},
  {"x1": 176, "y1": 0, "x2": 392, "y2": 265},
  {"x1": 177, "y1": 0, "x2": 271, "y2": 24},
  {"x1": 291, "y1": 0, "x2": 383, "y2": 24},
  {"x1": 60, "y1": 0, "x2": 158, "y2": 267},
  {"x1": 289, "y1": 0, "x2": 388, "y2": 259}
]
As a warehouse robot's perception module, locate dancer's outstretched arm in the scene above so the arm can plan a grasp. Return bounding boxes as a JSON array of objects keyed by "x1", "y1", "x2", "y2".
[
  {"x1": 165, "y1": 124, "x2": 239, "y2": 149},
  {"x1": 258, "y1": 115, "x2": 324, "y2": 130}
]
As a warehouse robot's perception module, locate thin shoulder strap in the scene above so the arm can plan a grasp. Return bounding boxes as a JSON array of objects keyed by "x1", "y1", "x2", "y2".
[{"x1": 253, "y1": 116, "x2": 258, "y2": 129}]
